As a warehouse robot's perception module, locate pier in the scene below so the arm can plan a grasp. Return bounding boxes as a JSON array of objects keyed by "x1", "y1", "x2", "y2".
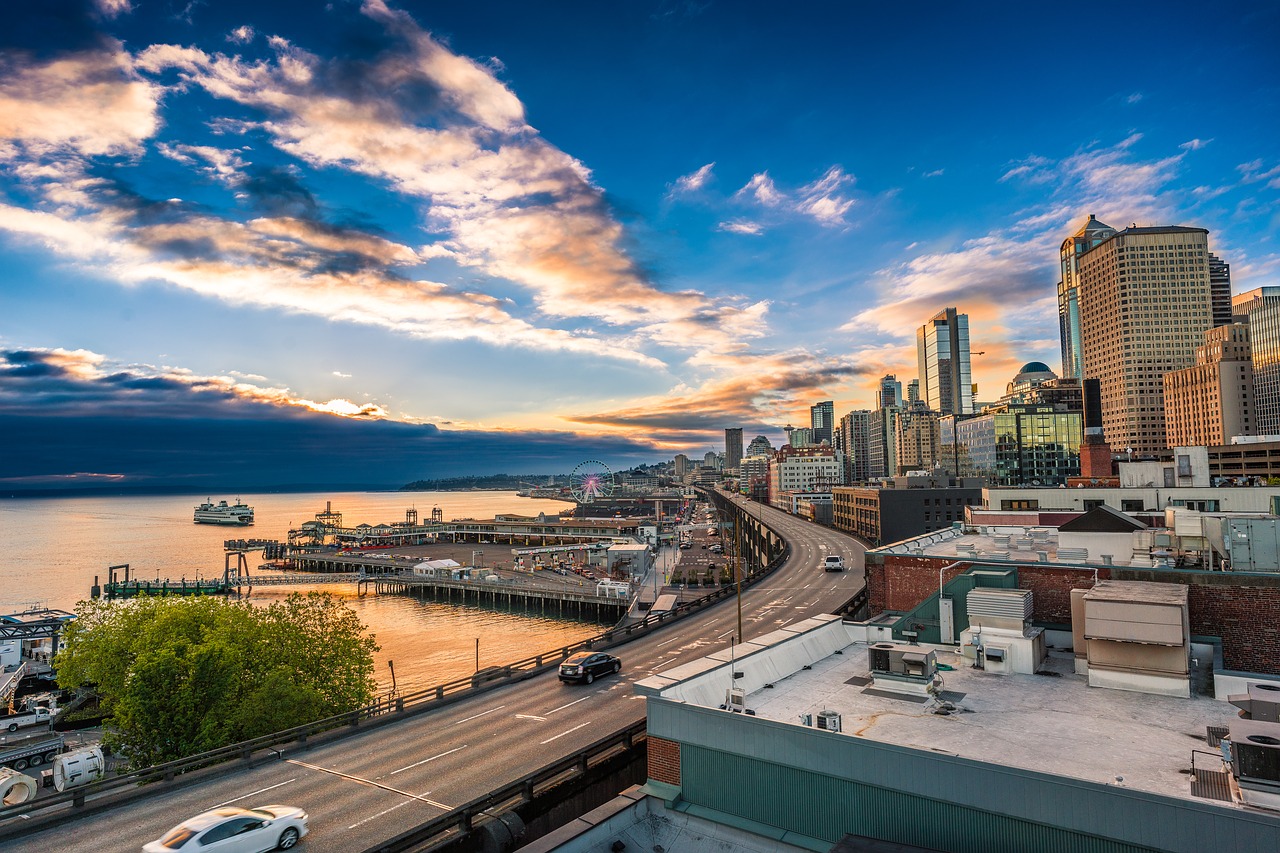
[{"x1": 364, "y1": 573, "x2": 629, "y2": 620}]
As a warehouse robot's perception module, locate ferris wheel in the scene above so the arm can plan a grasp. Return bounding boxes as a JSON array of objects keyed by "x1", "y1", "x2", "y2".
[{"x1": 570, "y1": 460, "x2": 616, "y2": 504}]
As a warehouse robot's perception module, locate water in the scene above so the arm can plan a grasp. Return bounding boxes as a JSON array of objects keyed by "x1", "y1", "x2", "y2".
[{"x1": 0, "y1": 491, "x2": 603, "y2": 692}]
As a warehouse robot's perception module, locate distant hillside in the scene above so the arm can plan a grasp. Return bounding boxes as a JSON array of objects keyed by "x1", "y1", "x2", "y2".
[{"x1": 400, "y1": 474, "x2": 565, "y2": 491}]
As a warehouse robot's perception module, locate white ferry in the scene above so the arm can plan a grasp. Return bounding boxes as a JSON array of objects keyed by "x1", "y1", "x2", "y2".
[{"x1": 193, "y1": 499, "x2": 255, "y2": 526}]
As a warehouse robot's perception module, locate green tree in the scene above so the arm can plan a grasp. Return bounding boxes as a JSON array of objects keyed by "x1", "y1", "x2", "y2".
[{"x1": 55, "y1": 592, "x2": 378, "y2": 765}]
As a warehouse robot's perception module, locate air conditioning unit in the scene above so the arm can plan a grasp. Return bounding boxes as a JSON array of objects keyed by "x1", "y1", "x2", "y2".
[
  {"x1": 816, "y1": 710, "x2": 841, "y2": 732},
  {"x1": 725, "y1": 687, "x2": 746, "y2": 713},
  {"x1": 799, "y1": 713, "x2": 813, "y2": 727}
]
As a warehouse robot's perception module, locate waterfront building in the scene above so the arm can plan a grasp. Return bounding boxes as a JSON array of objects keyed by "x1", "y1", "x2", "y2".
[
  {"x1": 1232, "y1": 287, "x2": 1280, "y2": 435},
  {"x1": 1077, "y1": 223, "x2": 1214, "y2": 455},
  {"x1": 723, "y1": 428, "x2": 743, "y2": 472},
  {"x1": 809, "y1": 400, "x2": 834, "y2": 446},
  {"x1": 894, "y1": 403, "x2": 941, "y2": 474},
  {"x1": 831, "y1": 474, "x2": 983, "y2": 545},
  {"x1": 1058, "y1": 214, "x2": 1118, "y2": 379},
  {"x1": 835, "y1": 409, "x2": 872, "y2": 484},
  {"x1": 1163, "y1": 323, "x2": 1254, "y2": 447},
  {"x1": 746, "y1": 434, "x2": 773, "y2": 458},
  {"x1": 917, "y1": 307, "x2": 973, "y2": 415},
  {"x1": 876, "y1": 374, "x2": 902, "y2": 409}
]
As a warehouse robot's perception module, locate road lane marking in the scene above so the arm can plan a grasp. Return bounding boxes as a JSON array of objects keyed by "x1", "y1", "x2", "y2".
[
  {"x1": 389, "y1": 745, "x2": 467, "y2": 776},
  {"x1": 213, "y1": 778, "x2": 295, "y2": 807},
  {"x1": 348, "y1": 791, "x2": 430, "y2": 829},
  {"x1": 515, "y1": 714, "x2": 548, "y2": 722},
  {"x1": 545, "y1": 695, "x2": 592, "y2": 715},
  {"x1": 540, "y1": 722, "x2": 591, "y2": 745},
  {"x1": 655, "y1": 636, "x2": 681, "y2": 647},
  {"x1": 285, "y1": 758, "x2": 452, "y2": 810},
  {"x1": 453, "y1": 705, "x2": 505, "y2": 725}
]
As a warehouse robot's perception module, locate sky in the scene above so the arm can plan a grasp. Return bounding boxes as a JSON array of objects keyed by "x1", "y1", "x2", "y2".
[{"x1": 2, "y1": 0, "x2": 1278, "y2": 492}]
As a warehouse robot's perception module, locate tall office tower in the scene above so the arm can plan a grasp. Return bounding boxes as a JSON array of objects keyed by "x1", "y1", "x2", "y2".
[
  {"x1": 1078, "y1": 224, "x2": 1213, "y2": 455},
  {"x1": 674, "y1": 454, "x2": 689, "y2": 478},
  {"x1": 1232, "y1": 288, "x2": 1280, "y2": 434},
  {"x1": 1208, "y1": 254, "x2": 1232, "y2": 328},
  {"x1": 746, "y1": 434, "x2": 773, "y2": 457},
  {"x1": 789, "y1": 427, "x2": 814, "y2": 448},
  {"x1": 835, "y1": 410, "x2": 872, "y2": 483},
  {"x1": 917, "y1": 307, "x2": 973, "y2": 415},
  {"x1": 906, "y1": 380, "x2": 920, "y2": 405},
  {"x1": 868, "y1": 405, "x2": 900, "y2": 479},
  {"x1": 810, "y1": 400, "x2": 834, "y2": 445},
  {"x1": 895, "y1": 404, "x2": 941, "y2": 474},
  {"x1": 1164, "y1": 323, "x2": 1254, "y2": 447},
  {"x1": 876, "y1": 375, "x2": 902, "y2": 409},
  {"x1": 704, "y1": 451, "x2": 721, "y2": 470},
  {"x1": 724, "y1": 428, "x2": 744, "y2": 471},
  {"x1": 1058, "y1": 214, "x2": 1118, "y2": 379}
]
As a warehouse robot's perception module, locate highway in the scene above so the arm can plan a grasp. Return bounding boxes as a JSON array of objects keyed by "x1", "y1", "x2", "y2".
[{"x1": 5, "y1": 498, "x2": 865, "y2": 852}]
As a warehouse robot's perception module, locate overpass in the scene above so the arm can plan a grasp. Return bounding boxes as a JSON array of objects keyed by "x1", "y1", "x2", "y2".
[{"x1": 0, "y1": 492, "x2": 867, "y2": 853}]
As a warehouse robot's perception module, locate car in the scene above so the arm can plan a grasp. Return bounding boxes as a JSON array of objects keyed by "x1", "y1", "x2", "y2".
[
  {"x1": 823, "y1": 555, "x2": 845, "y2": 572},
  {"x1": 679, "y1": 542, "x2": 692, "y2": 550},
  {"x1": 143, "y1": 805, "x2": 309, "y2": 852},
  {"x1": 558, "y1": 652, "x2": 621, "y2": 684}
]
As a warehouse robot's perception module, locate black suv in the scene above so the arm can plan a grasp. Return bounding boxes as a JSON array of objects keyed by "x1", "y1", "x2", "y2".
[{"x1": 558, "y1": 652, "x2": 621, "y2": 684}]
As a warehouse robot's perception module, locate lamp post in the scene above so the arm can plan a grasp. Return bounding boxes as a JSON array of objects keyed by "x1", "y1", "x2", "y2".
[{"x1": 712, "y1": 503, "x2": 744, "y2": 644}]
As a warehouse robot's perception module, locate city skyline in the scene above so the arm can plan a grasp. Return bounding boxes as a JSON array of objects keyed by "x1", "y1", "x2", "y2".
[{"x1": 2, "y1": 1, "x2": 1279, "y2": 490}]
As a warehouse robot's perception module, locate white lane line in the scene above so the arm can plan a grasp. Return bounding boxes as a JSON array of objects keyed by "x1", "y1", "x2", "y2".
[
  {"x1": 545, "y1": 695, "x2": 592, "y2": 715},
  {"x1": 348, "y1": 791, "x2": 429, "y2": 829},
  {"x1": 453, "y1": 705, "x2": 505, "y2": 725},
  {"x1": 214, "y1": 778, "x2": 296, "y2": 807},
  {"x1": 388, "y1": 745, "x2": 468, "y2": 776},
  {"x1": 655, "y1": 636, "x2": 682, "y2": 647},
  {"x1": 515, "y1": 714, "x2": 547, "y2": 722},
  {"x1": 285, "y1": 758, "x2": 452, "y2": 810},
  {"x1": 540, "y1": 722, "x2": 592, "y2": 745}
]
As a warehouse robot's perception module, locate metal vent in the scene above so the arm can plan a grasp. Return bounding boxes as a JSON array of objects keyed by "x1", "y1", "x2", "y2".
[{"x1": 816, "y1": 710, "x2": 841, "y2": 732}]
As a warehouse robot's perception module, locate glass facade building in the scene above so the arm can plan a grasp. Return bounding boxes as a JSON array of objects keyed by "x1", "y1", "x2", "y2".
[
  {"x1": 917, "y1": 307, "x2": 973, "y2": 415},
  {"x1": 1058, "y1": 215, "x2": 1117, "y2": 380},
  {"x1": 941, "y1": 406, "x2": 1083, "y2": 486}
]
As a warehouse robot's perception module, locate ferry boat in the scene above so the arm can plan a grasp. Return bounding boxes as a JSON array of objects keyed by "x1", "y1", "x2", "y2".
[{"x1": 193, "y1": 499, "x2": 255, "y2": 526}]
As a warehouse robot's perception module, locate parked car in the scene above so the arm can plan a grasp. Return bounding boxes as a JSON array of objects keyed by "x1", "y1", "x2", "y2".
[
  {"x1": 679, "y1": 542, "x2": 692, "y2": 550},
  {"x1": 558, "y1": 652, "x2": 621, "y2": 684},
  {"x1": 143, "y1": 805, "x2": 308, "y2": 852}
]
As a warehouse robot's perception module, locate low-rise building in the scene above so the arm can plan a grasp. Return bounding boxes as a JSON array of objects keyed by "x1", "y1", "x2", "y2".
[{"x1": 831, "y1": 474, "x2": 983, "y2": 545}]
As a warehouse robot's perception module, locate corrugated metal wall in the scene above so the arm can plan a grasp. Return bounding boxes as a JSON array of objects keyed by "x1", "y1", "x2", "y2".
[{"x1": 682, "y1": 744, "x2": 1163, "y2": 853}]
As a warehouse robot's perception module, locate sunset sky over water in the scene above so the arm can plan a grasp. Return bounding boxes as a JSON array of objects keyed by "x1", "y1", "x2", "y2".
[{"x1": 2, "y1": 0, "x2": 1278, "y2": 489}]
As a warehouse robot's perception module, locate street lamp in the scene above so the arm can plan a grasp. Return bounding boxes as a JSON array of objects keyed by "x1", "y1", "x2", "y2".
[{"x1": 711, "y1": 503, "x2": 744, "y2": 644}]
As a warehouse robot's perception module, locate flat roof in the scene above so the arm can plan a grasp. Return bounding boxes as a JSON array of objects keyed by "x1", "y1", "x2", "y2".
[
  {"x1": 1084, "y1": 579, "x2": 1188, "y2": 605},
  {"x1": 733, "y1": 640, "x2": 1235, "y2": 801}
]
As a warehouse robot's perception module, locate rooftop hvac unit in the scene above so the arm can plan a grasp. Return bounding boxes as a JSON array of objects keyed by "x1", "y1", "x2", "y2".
[
  {"x1": 724, "y1": 687, "x2": 746, "y2": 714},
  {"x1": 869, "y1": 643, "x2": 894, "y2": 673},
  {"x1": 816, "y1": 710, "x2": 842, "y2": 732}
]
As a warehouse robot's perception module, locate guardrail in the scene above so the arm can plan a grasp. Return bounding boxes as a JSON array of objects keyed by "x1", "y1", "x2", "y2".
[
  {"x1": 0, "y1": 505, "x2": 792, "y2": 831},
  {"x1": 363, "y1": 720, "x2": 648, "y2": 853}
]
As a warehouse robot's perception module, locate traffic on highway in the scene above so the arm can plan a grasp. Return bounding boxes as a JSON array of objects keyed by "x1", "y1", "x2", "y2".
[{"x1": 3, "y1": 492, "x2": 865, "y2": 853}]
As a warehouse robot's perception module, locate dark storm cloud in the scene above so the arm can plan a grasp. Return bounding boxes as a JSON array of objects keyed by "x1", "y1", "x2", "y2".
[
  {"x1": 0, "y1": 348, "x2": 661, "y2": 492},
  {"x1": 238, "y1": 165, "x2": 319, "y2": 217}
]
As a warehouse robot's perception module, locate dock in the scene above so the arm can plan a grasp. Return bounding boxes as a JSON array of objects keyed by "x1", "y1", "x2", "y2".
[{"x1": 367, "y1": 573, "x2": 629, "y2": 620}]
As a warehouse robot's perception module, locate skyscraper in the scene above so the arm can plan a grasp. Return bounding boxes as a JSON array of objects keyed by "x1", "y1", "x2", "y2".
[
  {"x1": 1163, "y1": 323, "x2": 1254, "y2": 446},
  {"x1": 906, "y1": 379, "x2": 920, "y2": 405},
  {"x1": 917, "y1": 307, "x2": 973, "y2": 415},
  {"x1": 1058, "y1": 215, "x2": 1118, "y2": 379},
  {"x1": 810, "y1": 400, "x2": 834, "y2": 445},
  {"x1": 877, "y1": 375, "x2": 902, "y2": 409},
  {"x1": 1208, "y1": 253, "x2": 1233, "y2": 328},
  {"x1": 1077, "y1": 224, "x2": 1214, "y2": 455},
  {"x1": 746, "y1": 434, "x2": 773, "y2": 458},
  {"x1": 724, "y1": 428, "x2": 744, "y2": 471},
  {"x1": 835, "y1": 409, "x2": 871, "y2": 484}
]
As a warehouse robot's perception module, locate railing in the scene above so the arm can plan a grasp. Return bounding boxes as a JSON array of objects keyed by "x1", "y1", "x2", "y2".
[
  {"x1": 362, "y1": 720, "x2": 648, "y2": 853},
  {"x1": 0, "y1": 505, "x2": 793, "y2": 830}
]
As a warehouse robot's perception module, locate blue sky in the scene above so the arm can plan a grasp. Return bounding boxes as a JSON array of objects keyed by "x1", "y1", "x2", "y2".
[{"x1": 1, "y1": 0, "x2": 1278, "y2": 490}]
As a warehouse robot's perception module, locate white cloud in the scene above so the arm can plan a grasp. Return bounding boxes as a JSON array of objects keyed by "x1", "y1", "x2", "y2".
[
  {"x1": 716, "y1": 219, "x2": 763, "y2": 235},
  {"x1": 332, "y1": 371, "x2": 352, "y2": 378},
  {"x1": 227, "y1": 26, "x2": 256, "y2": 45},
  {"x1": 734, "y1": 166, "x2": 855, "y2": 227},
  {"x1": 736, "y1": 172, "x2": 784, "y2": 207},
  {"x1": 1180, "y1": 138, "x2": 1212, "y2": 151},
  {"x1": 923, "y1": 169, "x2": 944, "y2": 178},
  {"x1": 1126, "y1": 92, "x2": 1143, "y2": 104},
  {"x1": 668, "y1": 162, "x2": 715, "y2": 197}
]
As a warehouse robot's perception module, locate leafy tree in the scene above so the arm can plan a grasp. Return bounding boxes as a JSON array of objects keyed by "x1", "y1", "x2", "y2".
[{"x1": 56, "y1": 592, "x2": 378, "y2": 765}]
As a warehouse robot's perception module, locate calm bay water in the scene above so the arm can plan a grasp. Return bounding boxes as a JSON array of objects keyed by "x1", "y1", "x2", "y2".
[{"x1": 0, "y1": 491, "x2": 601, "y2": 692}]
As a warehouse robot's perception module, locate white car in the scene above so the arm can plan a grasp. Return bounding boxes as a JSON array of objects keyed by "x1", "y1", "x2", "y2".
[
  {"x1": 823, "y1": 555, "x2": 845, "y2": 572},
  {"x1": 143, "y1": 805, "x2": 309, "y2": 852}
]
